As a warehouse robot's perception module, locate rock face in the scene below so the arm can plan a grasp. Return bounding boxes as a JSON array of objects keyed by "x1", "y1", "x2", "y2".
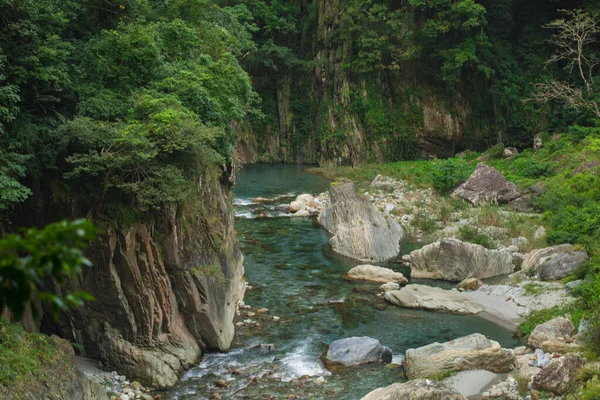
[
  {"x1": 318, "y1": 182, "x2": 404, "y2": 262},
  {"x1": 384, "y1": 285, "x2": 483, "y2": 315},
  {"x1": 508, "y1": 195, "x2": 533, "y2": 212},
  {"x1": 521, "y1": 244, "x2": 589, "y2": 280},
  {"x1": 532, "y1": 354, "x2": 584, "y2": 395},
  {"x1": 528, "y1": 317, "x2": 576, "y2": 349},
  {"x1": 409, "y1": 238, "x2": 513, "y2": 281},
  {"x1": 361, "y1": 379, "x2": 468, "y2": 400},
  {"x1": 0, "y1": 336, "x2": 107, "y2": 400},
  {"x1": 325, "y1": 337, "x2": 392, "y2": 367},
  {"x1": 451, "y1": 163, "x2": 521, "y2": 205},
  {"x1": 347, "y1": 265, "x2": 408, "y2": 284},
  {"x1": 42, "y1": 172, "x2": 246, "y2": 389},
  {"x1": 403, "y1": 334, "x2": 515, "y2": 379}
]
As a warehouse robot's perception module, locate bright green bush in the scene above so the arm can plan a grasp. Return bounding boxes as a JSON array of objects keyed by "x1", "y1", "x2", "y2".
[{"x1": 430, "y1": 158, "x2": 472, "y2": 194}]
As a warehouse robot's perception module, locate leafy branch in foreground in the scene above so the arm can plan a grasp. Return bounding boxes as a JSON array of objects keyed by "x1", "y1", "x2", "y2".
[{"x1": 0, "y1": 219, "x2": 97, "y2": 320}]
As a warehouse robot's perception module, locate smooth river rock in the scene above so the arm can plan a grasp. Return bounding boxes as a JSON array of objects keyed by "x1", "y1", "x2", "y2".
[
  {"x1": 409, "y1": 238, "x2": 513, "y2": 281},
  {"x1": 318, "y1": 182, "x2": 403, "y2": 262},
  {"x1": 347, "y1": 265, "x2": 408, "y2": 284},
  {"x1": 325, "y1": 337, "x2": 392, "y2": 367},
  {"x1": 361, "y1": 379, "x2": 468, "y2": 400},
  {"x1": 451, "y1": 163, "x2": 521, "y2": 205},
  {"x1": 384, "y1": 285, "x2": 483, "y2": 315},
  {"x1": 403, "y1": 334, "x2": 515, "y2": 379}
]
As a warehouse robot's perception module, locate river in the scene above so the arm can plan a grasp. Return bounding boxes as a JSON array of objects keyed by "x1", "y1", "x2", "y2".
[{"x1": 166, "y1": 164, "x2": 518, "y2": 399}]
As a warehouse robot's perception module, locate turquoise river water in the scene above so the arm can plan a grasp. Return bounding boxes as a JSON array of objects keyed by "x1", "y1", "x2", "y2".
[{"x1": 166, "y1": 164, "x2": 519, "y2": 399}]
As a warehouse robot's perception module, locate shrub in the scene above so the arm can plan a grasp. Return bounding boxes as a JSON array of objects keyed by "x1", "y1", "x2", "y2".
[
  {"x1": 458, "y1": 225, "x2": 493, "y2": 249},
  {"x1": 430, "y1": 158, "x2": 472, "y2": 194},
  {"x1": 412, "y1": 212, "x2": 437, "y2": 234},
  {"x1": 512, "y1": 157, "x2": 554, "y2": 179}
]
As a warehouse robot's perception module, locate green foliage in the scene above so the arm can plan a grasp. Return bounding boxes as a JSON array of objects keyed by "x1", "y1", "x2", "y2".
[
  {"x1": 0, "y1": 319, "x2": 67, "y2": 386},
  {"x1": 0, "y1": 219, "x2": 96, "y2": 319},
  {"x1": 458, "y1": 225, "x2": 493, "y2": 249},
  {"x1": 430, "y1": 158, "x2": 472, "y2": 194},
  {"x1": 190, "y1": 264, "x2": 226, "y2": 286},
  {"x1": 516, "y1": 306, "x2": 573, "y2": 339}
]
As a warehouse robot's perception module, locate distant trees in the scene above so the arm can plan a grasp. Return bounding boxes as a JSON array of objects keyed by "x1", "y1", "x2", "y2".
[{"x1": 533, "y1": 10, "x2": 600, "y2": 120}]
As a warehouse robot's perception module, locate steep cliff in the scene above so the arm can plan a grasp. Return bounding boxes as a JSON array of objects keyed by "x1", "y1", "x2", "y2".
[
  {"x1": 38, "y1": 169, "x2": 246, "y2": 389},
  {"x1": 235, "y1": 0, "x2": 492, "y2": 165}
]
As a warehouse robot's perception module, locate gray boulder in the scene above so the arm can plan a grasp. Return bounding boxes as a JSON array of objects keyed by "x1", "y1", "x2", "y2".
[
  {"x1": 347, "y1": 265, "x2": 408, "y2": 284},
  {"x1": 325, "y1": 337, "x2": 392, "y2": 367},
  {"x1": 361, "y1": 379, "x2": 468, "y2": 400},
  {"x1": 451, "y1": 163, "x2": 521, "y2": 205},
  {"x1": 532, "y1": 353, "x2": 584, "y2": 395},
  {"x1": 508, "y1": 195, "x2": 533, "y2": 212},
  {"x1": 409, "y1": 238, "x2": 513, "y2": 281},
  {"x1": 370, "y1": 174, "x2": 401, "y2": 193},
  {"x1": 528, "y1": 317, "x2": 576, "y2": 350},
  {"x1": 538, "y1": 251, "x2": 589, "y2": 280},
  {"x1": 403, "y1": 334, "x2": 515, "y2": 379},
  {"x1": 384, "y1": 285, "x2": 483, "y2": 315},
  {"x1": 521, "y1": 244, "x2": 589, "y2": 280},
  {"x1": 318, "y1": 182, "x2": 403, "y2": 262}
]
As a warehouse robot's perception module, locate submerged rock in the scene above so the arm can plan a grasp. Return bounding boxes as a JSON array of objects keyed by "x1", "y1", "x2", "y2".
[
  {"x1": 384, "y1": 284, "x2": 483, "y2": 315},
  {"x1": 318, "y1": 182, "x2": 403, "y2": 262},
  {"x1": 325, "y1": 337, "x2": 392, "y2": 367},
  {"x1": 451, "y1": 163, "x2": 521, "y2": 205},
  {"x1": 346, "y1": 265, "x2": 408, "y2": 284},
  {"x1": 532, "y1": 353, "x2": 584, "y2": 395},
  {"x1": 409, "y1": 238, "x2": 513, "y2": 281},
  {"x1": 403, "y1": 334, "x2": 515, "y2": 379},
  {"x1": 361, "y1": 379, "x2": 468, "y2": 400},
  {"x1": 380, "y1": 282, "x2": 400, "y2": 292}
]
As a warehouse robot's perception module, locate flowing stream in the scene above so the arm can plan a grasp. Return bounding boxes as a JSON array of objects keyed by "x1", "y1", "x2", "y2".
[{"x1": 166, "y1": 164, "x2": 519, "y2": 399}]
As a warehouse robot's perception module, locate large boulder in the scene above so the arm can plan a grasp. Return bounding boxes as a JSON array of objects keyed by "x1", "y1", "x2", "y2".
[
  {"x1": 403, "y1": 334, "x2": 515, "y2": 379},
  {"x1": 521, "y1": 244, "x2": 589, "y2": 280},
  {"x1": 451, "y1": 163, "x2": 521, "y2": 205},
  {"x1": 369, "y1": 174, "x2": 402, "y2": 193},
  {"x1": 361, "y1": 379, "x2": 468, "y2": 400},
  {"x1": 532, "y1": 353, "x2": 584, "y2": 395},
  {"x1": 457, "y1": 278, "x2": 484, "y2": 291},
  {"x1": 409, "y1": 238, "x2": 514, "y2": 281},
  {"x1": 290, "y1": 193, "x2": 315, "y2": 213},
  {"x1": 384, "y1": 284, "x2": 483, "y2": 315},
  {"x1": 528, "y1": 317, "x2": 576, "y2": 350},
  {"x1": 325, "y1": 337, "x2": 392, "y2": 367},
  {"x1": 318, "y1": 182, "x2": 404, "y2": 262},
  {"x1": 347, "y1": 265, "x2": 408, "y2": 284}
]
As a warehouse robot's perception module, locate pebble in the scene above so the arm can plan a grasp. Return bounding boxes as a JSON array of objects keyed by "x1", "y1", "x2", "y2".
[
  {"x1": 120, "y1": 395, "x2": 130, "y2": 400},
  {"x1": 257, "y1": 308, "x2": 269, "y2": 313},
  {"x1": 272, "y1": 316, "x2": 281, "y2": 322},
  {"x1": 243, "y1": 319, "x2": 252, "y2": 324},
  {"x1": 242, "y1": 305, "x2": 252, "y2": 310},
  {"x1": 247, "y1": 312, "x2": 256, "y2": 317},
  {"x1": 235, "y1": 322, "x2": 244, "y2": 327},
  {"x1": 215, "y1": 379, "x2": 227, "y2": 387},
  {"x1": 314, "y1": 376, "x2": 326, "y2": 384}
]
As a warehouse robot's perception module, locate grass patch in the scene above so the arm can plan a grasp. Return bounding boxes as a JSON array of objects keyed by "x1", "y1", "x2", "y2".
[
  {"x1": 0, "y1": 319, "x2": 66, "y2": 386},
  {"x1": 458, "y1": 225, "x2": 493, "y2": 249},
  {"x1": 426, "y1": 369, "x2": 456, "y2": 381},
  {"x1": 521, "y1": 282, "x2": 548, "y2": 297}
]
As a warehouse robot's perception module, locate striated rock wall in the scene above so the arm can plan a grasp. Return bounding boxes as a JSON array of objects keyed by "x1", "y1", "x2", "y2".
[{"x1": 40, "y1": 170, "x2": 246, "y2": 389}]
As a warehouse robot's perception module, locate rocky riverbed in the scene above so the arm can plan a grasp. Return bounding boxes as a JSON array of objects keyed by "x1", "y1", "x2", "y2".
[{"x1": 94, "y1": 164, "x2": 590, "y2": 400}]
